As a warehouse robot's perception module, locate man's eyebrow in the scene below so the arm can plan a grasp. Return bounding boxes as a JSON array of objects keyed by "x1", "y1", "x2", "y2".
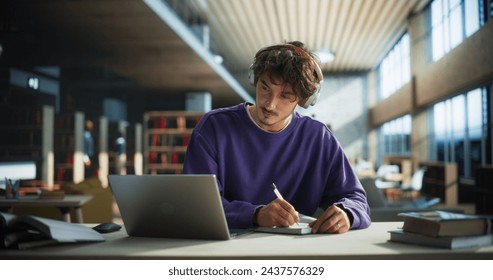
[
  {"x1": 259, "y1": 78, "x2": 269, "y2": 87},
  {"x1": 281, "y1": 87, "x2": 295, "y2": 96}
]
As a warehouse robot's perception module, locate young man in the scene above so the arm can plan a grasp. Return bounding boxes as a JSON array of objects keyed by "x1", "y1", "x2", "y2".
[
  {"x1": 183, "y1": 41, "x2": 370, "y2": 233},
  {"x1": 83, "y1": 119, "x2": 96, "y2": 178}
]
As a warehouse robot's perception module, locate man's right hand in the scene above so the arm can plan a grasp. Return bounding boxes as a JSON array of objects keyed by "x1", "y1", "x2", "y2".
[{"x1": 255, "y1": 198, "x2": 300, "y2": 227}]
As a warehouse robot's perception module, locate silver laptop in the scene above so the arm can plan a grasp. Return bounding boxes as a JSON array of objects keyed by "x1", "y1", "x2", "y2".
[{"x1": 108, "y1": 174, "x2": 232, "y2": 240}]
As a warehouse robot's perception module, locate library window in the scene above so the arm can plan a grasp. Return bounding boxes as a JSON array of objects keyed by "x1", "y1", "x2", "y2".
[
  {"x1": 377, "y1": 33, "x2": 411, "y2": 100},
  {"x1": 490, "y1": 0, "x2": 493, "y2": 18},
  {"x1": 425, "y1": 0, "x2": 483, "y2": 62},
  {"x1": 379, "y1": 115, "x2": 412, "y2": 159},
  {"x1": 429, "y1": 87, "x2": 489, "y2": 179}
]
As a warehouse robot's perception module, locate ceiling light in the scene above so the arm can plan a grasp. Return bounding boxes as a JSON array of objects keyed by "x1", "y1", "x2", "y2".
[
  {"x1": 314, "y1": 48, "x2": 335, "y2": 64},
  {"x1": 213, "y1": 54, "x2": 223, "y2": 64}
]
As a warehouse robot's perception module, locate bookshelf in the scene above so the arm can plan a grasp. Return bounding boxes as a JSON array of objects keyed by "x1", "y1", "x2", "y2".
[
  {"x1": 0, "y1": 105, "x2": 43, "y2": 161},
  {"x1": 143, "y1": 111, "x2": 203, "y2": 174},
  {"x1": 0, "y1": 102, "x2": 57, "y2": 185},
  {"x1": 474, "y1": 165, "x2": 493, "y2": 214},
  {"x1": 419, "y1": 161, "x2": 458, "y2": 206}
]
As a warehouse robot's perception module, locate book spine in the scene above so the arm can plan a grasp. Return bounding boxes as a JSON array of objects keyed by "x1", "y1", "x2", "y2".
[{"x1": 402, "y1": 217, "x2": 440, "y2": 237}]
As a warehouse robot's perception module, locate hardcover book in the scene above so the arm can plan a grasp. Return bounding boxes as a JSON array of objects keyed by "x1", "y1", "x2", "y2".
[
  {"x1": 398, "y1": 211, "x2": 492, "y2": 237},
  {"x1": 1, "y1": 212, "x2": 104, "y2": 250},
  {"x1": 389, "y1": 229, "x2": 493, "y2": 249}
]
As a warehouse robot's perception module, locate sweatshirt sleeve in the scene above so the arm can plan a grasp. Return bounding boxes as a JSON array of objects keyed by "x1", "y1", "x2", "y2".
[
  {"x1": 320, "y1": 132, "x2": 371, "y2": 229},
  {"x1": 183, "y1": 128, "x2": 258, "y2": 229}
]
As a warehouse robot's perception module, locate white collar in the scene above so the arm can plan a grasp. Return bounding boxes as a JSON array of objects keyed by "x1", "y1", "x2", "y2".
[{"x1": 245, "y1": 104, "x2": 292, "y2": 133}]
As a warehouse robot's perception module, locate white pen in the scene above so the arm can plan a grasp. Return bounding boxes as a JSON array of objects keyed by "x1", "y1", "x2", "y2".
[
  {"x1": 271, "y1": 183, "x2": 284, "y2": 200},
  {"x1": 271, "y1": 183, "x2": 299, "y2": 225}
]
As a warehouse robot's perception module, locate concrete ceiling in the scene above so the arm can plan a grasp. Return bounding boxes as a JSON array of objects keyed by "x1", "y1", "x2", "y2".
[{"x1": 0, "y1": 0, "x2": 430, "y2": 108}]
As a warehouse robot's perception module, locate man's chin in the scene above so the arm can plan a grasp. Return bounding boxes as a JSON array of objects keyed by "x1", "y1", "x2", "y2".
[{"x1": 259, "y1": 119, "x2": 278, "y2": 129}]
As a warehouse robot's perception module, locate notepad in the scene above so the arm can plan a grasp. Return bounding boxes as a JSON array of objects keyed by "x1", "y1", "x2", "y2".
[
  {"x1": 254, "y1": 214, "x2": 316, "y2": 235},
  {"x1": 255, "y1": 223, "x2": 312, "y2": 235}
]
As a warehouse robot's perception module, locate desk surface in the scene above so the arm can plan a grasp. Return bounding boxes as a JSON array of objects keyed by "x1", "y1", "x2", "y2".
[{"x1": 1, "y1": 222, "x2": 493, "y2": 259}]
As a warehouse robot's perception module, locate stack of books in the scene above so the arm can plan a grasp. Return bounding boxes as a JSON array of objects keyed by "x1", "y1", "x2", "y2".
[{"x1": 388, "y1": 210, "x2": 493, "y2": 249}]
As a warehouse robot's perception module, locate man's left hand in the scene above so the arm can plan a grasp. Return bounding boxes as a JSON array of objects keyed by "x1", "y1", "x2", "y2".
[{"x1": 309, "y1": 204, "x2": 350, "y2": 234}]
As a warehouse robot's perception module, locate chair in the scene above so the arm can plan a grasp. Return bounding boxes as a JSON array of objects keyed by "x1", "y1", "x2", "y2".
[
  {"x1": 374, "y1": 164, "x2": 400, "y2": 189},
  {"x1": 360, "y1": 177, "x2": 389, "y2": 209},
  {"x1": 354, "y1": 159, "x2": 375, "y2": 177},
  {"x1": 359, "y1": 177, "x2": 444, "y2": 221},
  {"x1": 400, "y1": 167, "x2": 446, "y2": 206},
  {"x1": 400, "y1": 167, "x2": 427, "y2": 200}
]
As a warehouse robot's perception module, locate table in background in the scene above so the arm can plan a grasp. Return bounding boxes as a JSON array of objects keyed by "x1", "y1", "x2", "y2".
[{"x1": 0, "y1": 195, "x2": 93, "y2": 223}]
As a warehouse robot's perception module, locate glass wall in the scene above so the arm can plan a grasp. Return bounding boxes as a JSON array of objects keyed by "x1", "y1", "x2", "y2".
[
  {"x1": 377, "y1": 33, "x2": 411, "y2": 100},
  {"x1": 378, "y1": 115, "x2": 412, "y2": 164},
  {"x1": 425, "y1": 0, "x2": 483, "y2": 62},
  {"x1": 429, "y1": 87, "x2": 489, "y2": 179}
]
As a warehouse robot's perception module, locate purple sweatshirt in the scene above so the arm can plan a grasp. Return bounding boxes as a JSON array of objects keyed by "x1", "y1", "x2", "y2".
[{"x1": 183, "y1": 103, "x2": 371, "y2": 229}]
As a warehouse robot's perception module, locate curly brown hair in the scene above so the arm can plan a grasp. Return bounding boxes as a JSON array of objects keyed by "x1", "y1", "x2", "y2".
[{"x1": 250, "y1": 41, "x2": 323, "y2": 101}]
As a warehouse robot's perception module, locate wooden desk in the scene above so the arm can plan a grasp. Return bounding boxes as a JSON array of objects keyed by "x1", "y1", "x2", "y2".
[
  {"x1": 1, "y1": 222, "x2": 492, "y2": 259},
  {"x1": 0, "y1": 195, "x2": 93, "y2": 223}
]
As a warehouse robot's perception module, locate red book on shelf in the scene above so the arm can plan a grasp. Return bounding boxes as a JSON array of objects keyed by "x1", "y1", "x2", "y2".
[
  {"x1": 151, "y1": 135, "x2": 160, "y2": 146},
  {"x1": 57, "y1": 167, "x2": 65, "y2": 182},
  {"x1": 148, "y1": 152, "x2": 158, "y2": 163},
  {"x1": 159, "y1": 117, "x2": 166, "y2": 128},
  {"x1": 66, "y1": 154, "x2": 73, "y2": 164},
  {"x1": 182, "y1": 135, "x2": 190, "y2": 146},
  {"x1": 171, "y1": 153, "x2": 179, "y2": 164}
]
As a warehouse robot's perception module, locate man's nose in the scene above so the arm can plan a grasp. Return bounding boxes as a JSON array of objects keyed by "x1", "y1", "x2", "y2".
[{"x1": 265, "y1": 94, "x2": 278, "y2": 110}]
